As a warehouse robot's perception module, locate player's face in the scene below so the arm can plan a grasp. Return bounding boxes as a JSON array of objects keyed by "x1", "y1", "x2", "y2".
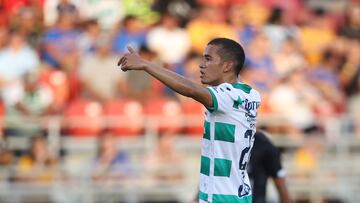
[{"x1": 199, "y1": 45, "x2": 224, "y2": 86}]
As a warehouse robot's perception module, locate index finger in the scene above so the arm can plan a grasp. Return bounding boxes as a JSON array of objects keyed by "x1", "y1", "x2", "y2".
[{"x1": 127, "y1": 46, "x2": 136, "y2": 54}]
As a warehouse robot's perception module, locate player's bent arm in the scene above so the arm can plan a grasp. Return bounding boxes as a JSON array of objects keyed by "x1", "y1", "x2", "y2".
[{"x1": 143, "y1": 61, "x2": 213, "y2": 108}]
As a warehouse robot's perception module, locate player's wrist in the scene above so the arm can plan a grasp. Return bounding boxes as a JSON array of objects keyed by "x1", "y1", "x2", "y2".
[{"x1": 142, "y1": 60, "x2": 152, "y2": 71}]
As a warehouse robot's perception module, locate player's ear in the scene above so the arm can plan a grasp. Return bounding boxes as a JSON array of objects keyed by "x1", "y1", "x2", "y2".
[{"x1": 223, "y1": 61, "x2": 234, "y2": 73}]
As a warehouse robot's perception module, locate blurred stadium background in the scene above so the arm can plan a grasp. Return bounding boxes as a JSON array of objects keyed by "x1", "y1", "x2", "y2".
[{"x1": 0, "y1": 0, "x2": 359, "y2": 202}]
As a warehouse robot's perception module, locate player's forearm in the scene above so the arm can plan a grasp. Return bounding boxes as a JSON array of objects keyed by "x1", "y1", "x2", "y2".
[
  {"x1": 274, "y1": 178, "x2": 292, "y2": 203},
  {"x1": 143, "y1": 61, "x2": 202, "y2": 98}
]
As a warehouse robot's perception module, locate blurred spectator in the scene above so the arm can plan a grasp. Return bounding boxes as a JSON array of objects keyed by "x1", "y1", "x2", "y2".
[
  {"x1": 125, "y1": 45, "x2": 158, "y2": 101},
  {"x1": 339, "y1": 3, "x2": 360, "y2": 40},
  {"x1": 122, "y1": 0, "x2": 159, "y2": 24},
  {"x1": 0, "y1": 146, "x2": 14, "y2": 182},
  {"x1": 262, "y1": 7, "x2": 296, "y2": 52},
  {"x1": 242, "y1": 33, "x2": 276, "y2": 92},
  {"x1": 79, "y1": 35, "x2": 127, "y2": 103},
  {"x1": 56, "y1": 0, "x2": 78, "y2": 18},
  {"x1": 0, "y1": 26, "x2": 7, "y2": 49},
  {"x1": 273, "y1": 37, "x2": 306, "y2": 77},
  {"x1": 0, "y1": 1, "x2": 6, "y2": 27},
  {"x1": 0, "y1": 31, "x2": 40, "y2": 119},
  {"x1": 79, "y1": 0, "x2": 124, "y2": 30},
  {"x1": 338, "y1": 40, "x2": 360, "y2": 97},
  {"x1": 1, "y1": 0, "x2": 29, "y2": 22},
  {"x1": 144, "y1": 135, "x2": 185, "y2": 183},
  {"x1": 0, "y1": 0, "x2": 44, "y2": 27},
  {"x1": 186, "y1": 6, "x2": 237, "y2": 53},
  {"x1": 4, "y1": 71, "x2": 53, "y2": 136},
  {"x1": 240, "y1": 0, "x2": 270, "y2": 29},
  {"x1": 299, "y1": 8, "x2": 336, "y2": 65},
  {"x1": 42, "y1": 11, "x2": 80, "y2": 71},
  {"x1": 91, "y1": 131, "x2": 134, "y2": 182},
  {"x1": 147, "y1": 13, "x2": 191, "y2": 65},
  {"x1": 78, "y1": 19, "x2": 101, "y2": 56},
  {"x1": 268, "y1": 69, "x2": 320, "y2": 138},
  {"x1": 43, "y1": 0, "x2": 80, "y2": 30},
  {"x1": 151, "y1": 0, "x2": 199, "y2": 27},
  {"x1": 309, "y1": 49, "x2": 345, "y2": 113},
  {"x1": 228, "y1": 5, "x2": 256, "y2": 46},
  {"x1": 9, "y1": 7, "x2": 42, "y2": 48},
  {"x1": 0, "y1": 31, "x2": 39, "y2": 83},
  {"x1": 261, "y1": 0, "x2": 305, "y2": 26},
  {"x1": 14, "y1": 136, "x2": 58, "y2": 183},
  {"x1": 111, "y1": 15, "x2": 147, "y2": 54},
  {"x1": 182, "y1": 52, "x2": 202, "y2": 82}
]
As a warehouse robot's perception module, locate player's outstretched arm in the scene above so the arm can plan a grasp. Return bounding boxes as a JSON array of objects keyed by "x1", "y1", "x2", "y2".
[{"x1": 118, "y1": 46, "x2": 213, "y2": 108}]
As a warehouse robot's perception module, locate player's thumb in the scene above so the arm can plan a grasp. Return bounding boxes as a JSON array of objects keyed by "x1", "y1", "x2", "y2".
[{"x1": 127, "y1": 46, "x2": 136, "y2": 54}]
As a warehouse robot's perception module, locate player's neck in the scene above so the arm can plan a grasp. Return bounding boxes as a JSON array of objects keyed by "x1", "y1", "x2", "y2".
[
  {"x1": 223, "y1": 75, "x2": 238, "y2": 85},
  {"x1": 209, "y1": 75, "x2": 238, "y2": 86}
]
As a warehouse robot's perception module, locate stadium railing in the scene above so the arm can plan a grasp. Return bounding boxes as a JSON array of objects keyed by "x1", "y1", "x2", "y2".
[{"x1": 0, "y1": 114, "x2": 359, "y2": 203}]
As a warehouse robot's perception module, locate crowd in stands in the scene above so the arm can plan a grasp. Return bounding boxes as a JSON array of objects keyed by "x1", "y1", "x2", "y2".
[{"x1": 0, "y1": 0, "x2": 359, "y2": 195}]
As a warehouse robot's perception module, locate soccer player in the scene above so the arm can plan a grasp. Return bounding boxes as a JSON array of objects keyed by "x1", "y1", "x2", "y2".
[
  {"x1": 118, "y1": 38, "x2": 261, "y2": 203},
  {"x1": 248, "y1": 131, "x2": 292, "y2": 203}
]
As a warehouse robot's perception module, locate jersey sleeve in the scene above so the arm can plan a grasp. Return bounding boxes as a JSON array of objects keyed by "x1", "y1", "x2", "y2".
[{"x1": 206, "y1": 84, "x2": 233, "y2": 113}]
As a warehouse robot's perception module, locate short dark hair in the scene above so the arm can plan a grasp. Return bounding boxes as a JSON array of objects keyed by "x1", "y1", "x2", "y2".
[{"x1": 207, "y1": 38, "x2": 245, "y2": 76}]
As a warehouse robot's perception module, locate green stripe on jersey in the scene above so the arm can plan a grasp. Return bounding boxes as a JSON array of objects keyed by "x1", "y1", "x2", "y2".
[
  {"x1": 232, "y1": 83, "x2": 252, "y2": 94},
  {"x1": 198, "y1": 191, "x2": 208, "y2": 201},
  {"x1": 214, "y1": 158, "x2": 232, "y2": 177},
  {"x1": 215, "y1": 122, "x2": 235, "y2": 143},
  {"x1": 203, "y1": 121, "x2": 210, "y2": 140},
  {"x1": 200, "y1": 156, "x2": 210, "y2": 176},
  {"x1": 206, "y1": 87, "x2": 218, "y2": 112},
  {"x1": 213, "y1": 194, "x2": 252, "y2": 203}
]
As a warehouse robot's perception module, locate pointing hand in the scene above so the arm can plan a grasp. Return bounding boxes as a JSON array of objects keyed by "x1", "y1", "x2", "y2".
[{"x1": 117, "y1": 46, "x2": 147, "y2": 71}]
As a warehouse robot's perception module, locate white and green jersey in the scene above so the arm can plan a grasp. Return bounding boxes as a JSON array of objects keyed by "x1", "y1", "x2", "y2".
[{"x1": 199, "y1": 82, "x2": 261, "y2": 203}]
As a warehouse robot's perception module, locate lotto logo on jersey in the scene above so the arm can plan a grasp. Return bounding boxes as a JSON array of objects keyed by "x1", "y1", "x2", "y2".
[{"x1": 244, "y1": 99, "x2": 260, "y2": 111}]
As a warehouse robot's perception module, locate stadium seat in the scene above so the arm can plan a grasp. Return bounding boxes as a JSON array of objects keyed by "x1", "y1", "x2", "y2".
[
  {"x1": 63, "y1": 99, "x2": 104, "y2": 137},
  {"x1": 144, "y1": 98, "x2": 184, "y2": 135},
  {"x1": 181, "y1": 99, "x2": 205, "y2": 136},
  {"x1": 103, "y1": 99, "x2": 145, "y2": 136}
]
